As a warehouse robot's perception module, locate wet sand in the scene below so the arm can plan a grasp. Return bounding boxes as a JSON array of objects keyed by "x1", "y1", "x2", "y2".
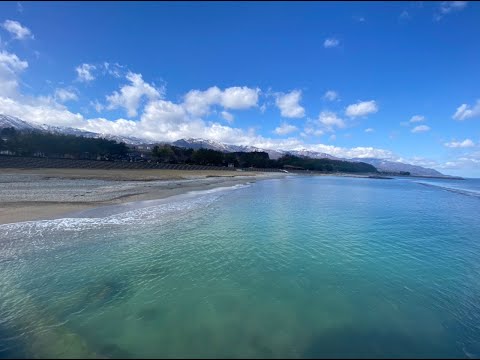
[{"x1": 0, "y1": 168, "x2": 286, "y2": 225}]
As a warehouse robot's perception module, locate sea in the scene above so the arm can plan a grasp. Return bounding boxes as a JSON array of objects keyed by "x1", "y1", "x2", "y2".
[{"x1": 1, "y1": 175, "x2": 479, "y2": 358}]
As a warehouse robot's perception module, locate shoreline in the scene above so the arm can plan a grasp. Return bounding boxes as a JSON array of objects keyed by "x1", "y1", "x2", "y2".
[{"x1": 0, "y1": 168, "x2": 286, "y2": 225}]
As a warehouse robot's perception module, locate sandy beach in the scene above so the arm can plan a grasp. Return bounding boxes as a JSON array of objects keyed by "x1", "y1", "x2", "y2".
[{"x1": 0, "y1": 168, "x2": 286, "y2": 225}]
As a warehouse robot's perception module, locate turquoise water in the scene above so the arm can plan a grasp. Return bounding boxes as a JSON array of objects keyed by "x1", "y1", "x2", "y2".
[{"x1": 1, "y1": 176, "x2": 480, "y2": 358}]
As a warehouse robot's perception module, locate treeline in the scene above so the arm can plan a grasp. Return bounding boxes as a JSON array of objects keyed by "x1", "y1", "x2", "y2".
[
  {"x1": 0, "y1": 128, "x2": 378, "y2": 173},
  {"x1": 0, "y1": 128, "x2": 128, "y2": 159},
  {"x1": 152, "y1": 144, "x2": 377, "y2": 173}
]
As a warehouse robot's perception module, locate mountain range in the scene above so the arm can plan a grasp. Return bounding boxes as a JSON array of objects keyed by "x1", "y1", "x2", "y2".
[{"x1": 0, "y1": 114, "x2": 446, "y2": 177}]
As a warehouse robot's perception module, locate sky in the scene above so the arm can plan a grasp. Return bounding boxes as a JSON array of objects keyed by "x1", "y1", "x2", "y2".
[{"x1": 0, "y1": 1, "x2": 479, "y2": 177}]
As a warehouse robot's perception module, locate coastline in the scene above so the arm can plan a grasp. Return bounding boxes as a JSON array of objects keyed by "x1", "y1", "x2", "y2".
[{"x1": 0, "y1": 168, "x2": 286, "y2": 225}]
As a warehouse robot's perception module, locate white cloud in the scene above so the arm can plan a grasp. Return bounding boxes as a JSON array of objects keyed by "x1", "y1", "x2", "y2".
[
  {"x1": 435, "y1": 150, "x2": 480, "y2": 177},
  {"x1": 183, "y1": 86, "x2": 259, "y2": 117},
  {"x1": 0, "y1": 50, "x2": 28, "y2": 97},
  {"x1": 323, "y1": 90, "x2": 338, "y2": 101},
  {"x1": 54, "y1": 88, "x2": 78, "y2": 103},
  {"x1": 183, "y1": 86, "x2": 222, "y2": 116},
  {"x1": 306, "y1": 144, "x2": 396, "y2": 160},
  {"x1": 303, "y1": 126, "x2": 324, "y2": 137},
  {"x1": 102, "y1": 62, "x2": 123, "y2": 78},
  {"x1": 411, "y1": 125, "x2": 430, "y2": 133},
  {"x1": 345, "y1": 100, "x2": 378, "y2": 118},
  {"x1": 318, "y1": 111, "x2": 345, "y2": 129},
  {"x1": 221, "y1": 110, "x2": 234, "y2": 124},
  {"x1": 0, "y1": 96, "x2": 85, "y2": 128},
  {"x1": 2, "y1": 20, "x2": 33, "y2": 40},
  {"x1": 274, "y1": 122, "x2": 298, "y2": 136},
  {"x1": 365, "y1": 128, "x2": 374, "y2": 133},
  {"x1": 444, "y1": 139, "x2": 475, "y2": 148},
  {"x1": 452, "y1": 100, "x2": 480, "y2": 121},
  {"x1": 324, "y1": 38, "x2": 339, "y2": 48},
  {"x1": 75, "y1": 63, "x2": 96, "y2": 82},
  {"x1": 435, "y1": 1, "x2": 468, "y2": 20},
  {"x1": 90, "y1": 100, "x2": 104, "y2": 113},
  {"x1": 329, "y1": 134, "x2": 336, "y2": 141},
  {"x1": 106, "y1": 72, "x2": 163, "y2": 117},
  {"x1": 409, "y1": 115, "x2": 425, "y2": 123},
  {"x1": 275, "y1": 90, "x2": 305, "y2": 118},
  {"x1": 221, "y1": 86, "x2": 260, "y2": 109},
  {"x1": 17, "y1": 2, "x2": 23, "y2": 13}
]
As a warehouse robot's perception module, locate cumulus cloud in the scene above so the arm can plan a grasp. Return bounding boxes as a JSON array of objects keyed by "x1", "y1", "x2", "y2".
[
  {"x1": 318, "y1": 111, "x2": 345, "y2": 129},
  {"x1": 106, "y1": 72, "x2": 163, "y2": 117},
  {"x1": 183, "y1": 86, "x2": 259, "y2": 117},
  {"x1": 435, "y1": 1, "x2": 468, "y2": 20},
  {"x1": 221, "y1": 111, "x2": 234, "y2": 124},
  {"x1": 444, "y1": 139, "x2": 475, "y2": 148},
  {"x1": 323, "y1": 90, "x2": 338, "y2": 101},
  {"x1": 275, "y1": 90, "x2": 305, "y2": 118},
  {"x1": 365, "y1": 128, "x2": 374, "y2": 133},
  {"x1": 221, "y1": 86, "x2": 260, "y2": 109},
  {"x1": 0, "y1": 50, "x2": 28, "y2": 97},
  {"x1": 183, "y1": 87, "x2": 221, "y2": 116},
  {"x1": 2, "y1": 20, "x2": 33, "y2": 40},
  {"x1": 54, "y1": 88, "x2": 78, "y2": 103},
  {"x1": 75, "y1": 63, "x2": 96, "y2": 82},
  {"x1": 345, "y1": 100, "x2": 378, "y2": 118},
  {"x1": 274, "y1": 122, "x2": 298, "y2": 136},
  {"x1": 411, "y1": 125, "x2": 430, "y2": 133},
  {"x1": 324, "y1": 38, "x2": 339, "y2": 48},
  {"x1": 452, "y1": 100, "x2": 480, "y2": 121},
  {"x1": 409, "y1": 115, "x2": 425, "y2": 123},
  {"x1": 0, "y1": 96, "x2": 85, "y2": 128}
]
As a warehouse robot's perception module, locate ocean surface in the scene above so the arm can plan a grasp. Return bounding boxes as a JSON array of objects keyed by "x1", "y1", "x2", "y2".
[{"x1": 1, "y1": 175, "x2": 480, "y2": 358}]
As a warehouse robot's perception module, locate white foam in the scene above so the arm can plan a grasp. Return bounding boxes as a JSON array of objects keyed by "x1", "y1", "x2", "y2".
[
  {"x1": 0, "y1": 182, "x2": 251, "y2": 238},
  {"x1": 415, "y1": 181, "x2": 480, "y2": 198}
]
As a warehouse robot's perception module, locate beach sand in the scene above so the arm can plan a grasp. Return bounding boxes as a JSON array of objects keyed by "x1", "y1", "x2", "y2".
[{"x1": 0, "y1": 168, "x2": 285, "y2": 225}]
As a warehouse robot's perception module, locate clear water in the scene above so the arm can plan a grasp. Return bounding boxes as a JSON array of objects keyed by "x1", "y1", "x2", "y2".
[{"x1": 1, "y1": 176, "x2": 480, "y2": 359}]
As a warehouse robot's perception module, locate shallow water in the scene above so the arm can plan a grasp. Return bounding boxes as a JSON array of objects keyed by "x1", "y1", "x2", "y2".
[{"x1": 1, "y1": 176, "x2": 479, "y2": 358}]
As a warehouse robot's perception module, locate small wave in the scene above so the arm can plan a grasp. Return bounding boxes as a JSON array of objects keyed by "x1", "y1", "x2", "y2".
[
  {"x1": 415, "y1": 182, "x2": 480, "y2": 198},
  {"x1": 0, "y1": 183, "x2": 251, "y2": 259}
]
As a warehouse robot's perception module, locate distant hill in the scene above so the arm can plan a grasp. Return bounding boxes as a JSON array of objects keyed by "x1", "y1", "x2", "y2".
[{"x1": 350, "y1": 157, "x2": 444, "y2": 177}]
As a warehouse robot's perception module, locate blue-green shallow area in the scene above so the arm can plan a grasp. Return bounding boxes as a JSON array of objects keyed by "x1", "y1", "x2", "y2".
[{"x1": 1, "y1": 176, "x2": 480, "y2": 358}]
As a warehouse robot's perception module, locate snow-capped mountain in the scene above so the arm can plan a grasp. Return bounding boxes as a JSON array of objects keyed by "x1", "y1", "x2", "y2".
[
  {"x1": 37, "y1": 123, "x2": 99, "y2": 137},
  {"x1": 0, "y1": 114, "x2": 39, "y2": 131},
  {"x1": 350, "y1": 158, "x2": 443, "y2": 177},
  {"x1": 172, "y1": 138, "x2": 232, "y2": 152},
  {"x1": 0, "y1": 114, "x2": 147, "y2": 145},
  {"x1": 172, "y1": 138, "x2": 285, "y2": 159},
  {"x1": 172, "y1": 139, "x2": 339, "y2": 160},
  {"x1": 288, "y1": 149, "x2": 340, "y2": 160}
]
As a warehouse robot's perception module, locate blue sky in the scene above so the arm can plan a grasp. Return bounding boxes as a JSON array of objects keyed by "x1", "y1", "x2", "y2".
[{"x1": 0, "y1": 1, "x2": 479, "y2": 177}]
